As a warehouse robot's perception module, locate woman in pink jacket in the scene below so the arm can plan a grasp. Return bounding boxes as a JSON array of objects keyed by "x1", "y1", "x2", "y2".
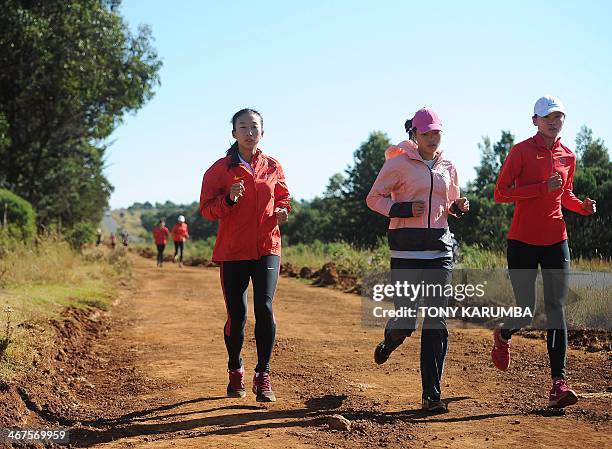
[{"x1": 366, "y1": 108, "x2": 469, "y2": 413}]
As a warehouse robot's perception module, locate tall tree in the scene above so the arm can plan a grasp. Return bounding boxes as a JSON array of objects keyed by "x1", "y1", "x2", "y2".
[
  {"x1": 468, "y1": 131, "x2": 514, "y2": 197},
  {"x1": 566, "y1": 126, "x2": 611, "y2": 258},
  {"x1": 0, "y1": 0, "x2": 162, "y2": 228},
  {"x1": 341, "y1": 131, "x2": 391, "y2": 247}
]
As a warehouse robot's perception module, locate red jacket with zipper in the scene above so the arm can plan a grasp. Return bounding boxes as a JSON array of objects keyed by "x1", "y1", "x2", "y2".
[
  {"x1": 200, "y1": 148, "x2": 291, "y2": 262},
  {"x1": 494, "y1": 133, "x2": 589, "y2": 246},
  {"x1": 152, "y1": 225, "x2": 169, "y2": 245},
  {"x1": 171, "y1": 223, "x2": 189, "y2": 242}
]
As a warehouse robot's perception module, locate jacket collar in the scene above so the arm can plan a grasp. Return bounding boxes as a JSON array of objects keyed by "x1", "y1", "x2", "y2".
[
  {"x1": 228, "y1": 147, "x2": 262, "y2": 168},
  {"x1": 533, "y1": 133, "x2": 562, "y2": 150}
]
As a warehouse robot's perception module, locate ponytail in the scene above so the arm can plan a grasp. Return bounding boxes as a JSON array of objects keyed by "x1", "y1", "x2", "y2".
[
  {"x1": 404, "y1": 119, "x2": 416, "y2": 142},
  {"x1": 226, "y1": 140, "x2": 239, "y2": 156}
]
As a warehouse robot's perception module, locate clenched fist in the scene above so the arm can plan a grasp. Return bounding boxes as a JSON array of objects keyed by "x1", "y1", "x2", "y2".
[
  {"x1": 229, "y1": 180, "x2": 245, "y2": 202},
  {"x1": 275, "y1": 207, "x2": 288, "y2": 224},
  {"x1": 547, "y1": 172, "x2": 563, "y2": 192}
]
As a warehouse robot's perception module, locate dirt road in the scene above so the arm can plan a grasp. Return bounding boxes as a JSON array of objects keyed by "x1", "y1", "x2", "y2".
[{"x1": 51, "y1": 255, "x2": 611, "y2": 448}]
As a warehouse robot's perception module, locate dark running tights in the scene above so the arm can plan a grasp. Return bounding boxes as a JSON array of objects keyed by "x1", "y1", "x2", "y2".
[{"x1": 220, "y1": 255, "x2": 280, "y2": 373}]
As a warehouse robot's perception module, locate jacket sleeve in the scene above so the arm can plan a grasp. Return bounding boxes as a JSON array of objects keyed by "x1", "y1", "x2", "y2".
[
  {"x1": 274, "y1": 162, "x2": 291, "y2": 212},
  {"x1": 200, "y1": 162, "x2": 235, "y2": 221},
  {"x1": 561, "y1": 161, "x2": 588, "y2": 215},
  {"x1": 494, "y1": 146, "x2": 548, "y2": 203},
  {"x1": 366, "y1": 159, "x2": 401, "y2": 217}
]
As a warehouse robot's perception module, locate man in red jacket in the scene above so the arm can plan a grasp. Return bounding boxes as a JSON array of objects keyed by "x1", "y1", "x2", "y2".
[
  {"x1": 153, "y1": 219, "x2": 170, "y2": 267},
  {"x1": 200, "y1": 108, "x2": 290, "y2": 402},
  {"x1": 492, "y1": 95, "x2": 596, "y2": 408},
  {"x1": 171, "y1": 215, "x2": 189, "y2": 268}
]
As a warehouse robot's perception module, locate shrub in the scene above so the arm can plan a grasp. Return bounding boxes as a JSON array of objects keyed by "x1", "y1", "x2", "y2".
[{"x1": 0, "y1": 189, "x2": 36, "y2": 242}]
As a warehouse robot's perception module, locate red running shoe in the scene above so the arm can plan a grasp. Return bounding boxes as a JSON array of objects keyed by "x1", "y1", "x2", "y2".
[
  {"x1": 491, "y1": 325, "x2": 511, "y2": 371},
  {"x1": 548, "y1": 378, "x2": 578, "y2": 408},
  {"x1": 252, "y1": 372, "x2": 276, "y2": 402},
  {"x1": 227, "y1": 367, "x2": 246, "y2": 398}
]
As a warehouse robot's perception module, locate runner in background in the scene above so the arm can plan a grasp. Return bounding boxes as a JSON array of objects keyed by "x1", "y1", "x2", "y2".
[
  {"x1": 110, "y1": 232, "x2": 117, "y2": 250},
  {"x1": 200, "y1": 108, "x2": 290, "y2": 402},
  {"x1": 96, "y1": 228, "x2": 102, "y2": 246},
  {"x1": 122, "y1": 231, "x2": 129, "y2": 247},
  {"x1": 171, "y1": 215, "x2": 189, "y2": 267},
  {"x1": 366, "y1": 108, "x2": 469, "y2": 413},
  {"x1": 492, "y1": 95, "x2": 596, "y2": 408},
  {"x1": 153, "y1": 219, "x2": 170, "y2": 268}
]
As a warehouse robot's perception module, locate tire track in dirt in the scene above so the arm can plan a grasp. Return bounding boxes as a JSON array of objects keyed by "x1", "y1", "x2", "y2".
[{"x1": 67, "y1": 255, "x2": 611, "y2": 448}]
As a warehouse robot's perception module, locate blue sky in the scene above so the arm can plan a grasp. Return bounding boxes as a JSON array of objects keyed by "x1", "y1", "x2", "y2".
[{"x1": 106, "y1": 0, "x2": 612, "y2": 209}]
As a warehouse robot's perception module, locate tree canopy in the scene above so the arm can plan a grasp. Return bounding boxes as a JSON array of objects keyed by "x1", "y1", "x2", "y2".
[{"x1": 0, "y1": 0, "x2": 162, "y2": 229}]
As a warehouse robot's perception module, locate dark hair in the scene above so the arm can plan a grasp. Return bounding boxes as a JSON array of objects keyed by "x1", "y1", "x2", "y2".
[
  {"x1": 226, "y1": 108, "x2": 263, "y2": 155},
  {"x1": 404, "y1": 118, "x2": 416, "y2": 141}
]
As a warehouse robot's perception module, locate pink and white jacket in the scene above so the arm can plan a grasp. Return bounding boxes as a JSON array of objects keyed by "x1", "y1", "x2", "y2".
[{"x1": 366, "y1": 140, "x2": 463, "y2": 252}]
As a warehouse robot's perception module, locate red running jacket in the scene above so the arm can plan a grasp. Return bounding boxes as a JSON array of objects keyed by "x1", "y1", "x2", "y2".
[
  {"x1": 200, "y1": 148, "x2": 291, "y2": 261},
  {"x1": 152, "y1": 225, "x2": 169, "y2": 245},
  {"x1": 171, "y1": 223, "x2": 189, "y2": 242},
  {"x1": 494, "y1": 133, "x2": 590, "y2": 245}
]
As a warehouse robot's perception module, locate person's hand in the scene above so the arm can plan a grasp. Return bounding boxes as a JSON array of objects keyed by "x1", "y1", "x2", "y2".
[
  {"x1": 275, "y1": 207, "x2": 288, "y2": 224},
  {"x1": 229, "y1": 180, "x2": 245, "y2": 202},
  {"x1": 582, "y1": 197, "x2": 596, "y2": 214},
  {"x1": 547, "y1": 172, "x2": 563, "y2": 192},
  {"x1": 455, "y1": 197, "x2": 470, "y2": 212},
  {"x1": 412, "y1": 201, "x2": 425, "y2": 217}
]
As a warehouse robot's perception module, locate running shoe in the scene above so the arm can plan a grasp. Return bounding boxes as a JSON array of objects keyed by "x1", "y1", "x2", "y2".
[
  {"x1": 374, "y1": 336, "x2": 405, "y2": 365},
  {"x1": 422, "y1": 398, "x2": 448, "y2": 413},
  {"x1": 548, "y1": 378, "x2": 578, "y2": 408},
  {"x1": 252, "y1": 372, "x2": 276, "y2": 402},
  {"x1": 491, "y1": 325, "x2": 511, "y2": 371},
  {"x1": 227, "y1": 367, "x2": 246, "y2": 398}
]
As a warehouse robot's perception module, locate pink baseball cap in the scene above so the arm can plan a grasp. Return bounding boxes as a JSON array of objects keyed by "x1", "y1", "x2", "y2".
[{"x1": 411, "y1": 108, "x2": 442, "y2": 133}]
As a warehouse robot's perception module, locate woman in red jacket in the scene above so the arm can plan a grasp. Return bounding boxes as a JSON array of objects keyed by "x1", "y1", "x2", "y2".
[
  {"x1": 152, "y1": 219, "x2": 170, "y2": 268},
  {"x1": 200, "y1": 108, "x2": 290, "y2": 402},
  {"x1": 171, "y1": 215, "x2": 189, "y2": 268},
  {"x1": 492, "y1": 95, "x2": 596, "y2": 408}
]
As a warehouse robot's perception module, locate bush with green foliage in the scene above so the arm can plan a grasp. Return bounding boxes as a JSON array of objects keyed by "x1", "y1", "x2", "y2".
[
  {"x1": 65, "y1": 222, "x2": 97, "y2": 251},
  {"x1": 0, "y1": 188, "x2": 36, "y2": 242}
]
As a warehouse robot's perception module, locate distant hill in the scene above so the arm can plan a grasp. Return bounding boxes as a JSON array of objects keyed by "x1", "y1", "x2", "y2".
[{"x1": 104, "y1": 201, "x2": 218, "y2": 243}]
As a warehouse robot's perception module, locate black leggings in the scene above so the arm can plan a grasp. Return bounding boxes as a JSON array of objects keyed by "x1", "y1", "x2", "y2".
[
  {"x1": 156, "y1": 244, "x2": 165, "y2": 264},
  {"x1": 173, "y1": 240, "x2": 184, "y2": 262},
  {"x1": 385, "y1": 257, "x2": 453, "y2": 402},
  {"x1": 503, "y1": 239, "x2": 570, "y2": 379},
  {"x1": 220, "y1": 255, "x2": 280, "y2": 373}
]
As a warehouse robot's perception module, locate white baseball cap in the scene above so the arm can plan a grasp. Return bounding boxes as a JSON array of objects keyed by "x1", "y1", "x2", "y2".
[
  {"x1": 534, "y1": 95, "x2": 566, "y2": 117},
  {"x1": 178, "y1": 215, "x2": 185, "y2": 222}
]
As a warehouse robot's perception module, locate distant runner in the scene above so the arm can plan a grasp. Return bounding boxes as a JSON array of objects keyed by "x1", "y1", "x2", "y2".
[
  {"x1": 171, "y1": 215, "x2": 189, "y2": 268},
  {"x1": 153, "y1": 219, "x2": 170, "y2": 268}
]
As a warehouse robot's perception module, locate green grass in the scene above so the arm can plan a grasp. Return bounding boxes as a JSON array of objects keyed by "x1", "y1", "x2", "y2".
[
  {"x1": 282, "y1": 240, "x2": 390, "y2": 276},
  {"x1": 0, "y1": 239, "x2": 128, "y2": 383}
]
